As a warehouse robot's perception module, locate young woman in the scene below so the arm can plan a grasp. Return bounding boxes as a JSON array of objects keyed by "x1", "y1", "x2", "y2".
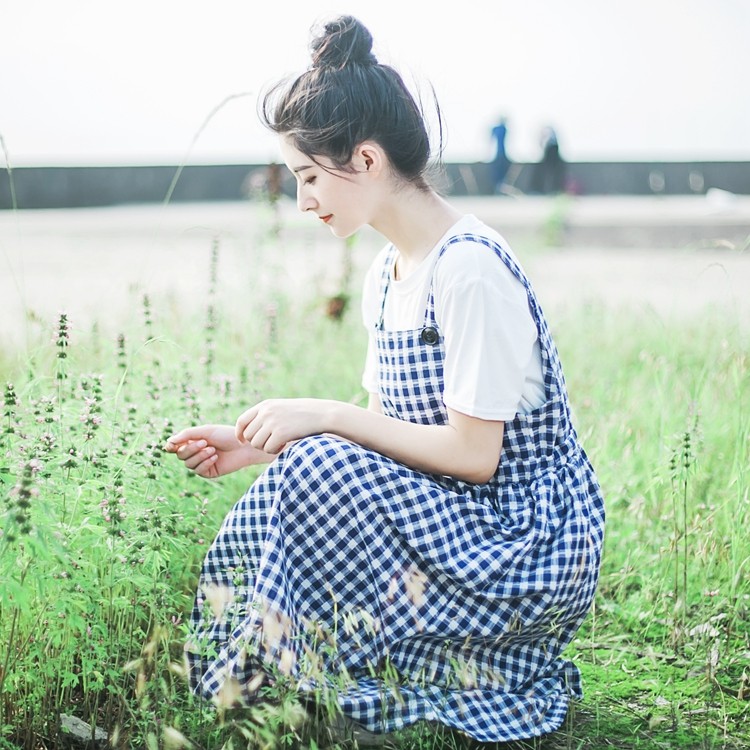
[{"x1": 166, "y1": 15, "x2": 605, "y2": 743}]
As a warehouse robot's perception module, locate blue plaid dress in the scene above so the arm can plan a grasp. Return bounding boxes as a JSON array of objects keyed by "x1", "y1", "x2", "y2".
[{"x1": 185, "y1": 233, "x2": 605, "y2": 743}]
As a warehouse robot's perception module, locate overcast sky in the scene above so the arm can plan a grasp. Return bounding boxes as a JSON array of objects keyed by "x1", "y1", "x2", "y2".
[{"x1": 2, "y1": 0, "x2": 748, "y2": 166}]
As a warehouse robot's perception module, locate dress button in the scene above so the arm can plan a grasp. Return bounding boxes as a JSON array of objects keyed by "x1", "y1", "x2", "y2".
[{"x1": 420, "y1": 327, "x2": 439, "y2": 345}]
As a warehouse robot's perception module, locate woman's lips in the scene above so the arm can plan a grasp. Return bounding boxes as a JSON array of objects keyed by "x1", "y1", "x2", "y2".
[{"x1": 320, "y1": 214, "x2": 332, "y2": 224}]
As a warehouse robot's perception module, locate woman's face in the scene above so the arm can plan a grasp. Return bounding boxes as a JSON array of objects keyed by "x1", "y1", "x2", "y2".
[{"x1": 279, "y1": 136, "x2": 373, "y2": 239}]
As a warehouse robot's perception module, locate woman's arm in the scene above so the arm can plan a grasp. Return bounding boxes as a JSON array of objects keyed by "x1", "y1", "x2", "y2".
[{"x1": 235, "y1": 398, "x2": 504, "y2": 484}]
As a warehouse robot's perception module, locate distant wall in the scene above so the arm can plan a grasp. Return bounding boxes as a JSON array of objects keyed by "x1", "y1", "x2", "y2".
[
  {"x1": 0, "y1": 165, "x2": 256, "y2": 210},
  {"x1": 1, "y1": 160, "x2": 749, "y2": 210},
  {"x1": 446, "y1": 160, "x2": 750, "y2": 197}
]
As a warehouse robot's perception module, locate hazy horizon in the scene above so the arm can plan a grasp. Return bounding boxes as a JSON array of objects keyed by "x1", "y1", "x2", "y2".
[{"x1": 3, "y1": 0, "x2": 748, "y2": 168}]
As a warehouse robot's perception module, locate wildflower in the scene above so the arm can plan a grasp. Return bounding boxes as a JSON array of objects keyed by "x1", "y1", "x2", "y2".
[
  {"x1": 55, "y1": 312, "x2": 71, "y2": 380},
  {"x1": 61, "y1": 447, "x2": 79, "y2": 471},
  {"x1": 79, "y1": 387, "x2": 104, "y2": 441},
  {"x1": 265, "y1": 302, "x2": 279, "y2": 345},
  {"x1": 3, "y1": 382, "x2": 19, "y2": 435},
  {"x1": 39, "y1": 432, "x2": 57, "y2": 453},
  {"x1": 3, "y1": 382, "x2": 19, "y2": 413},
  {"x1": 205, "y1": 304, "x2": 217, "y2": 333},
  {"x1": 56, "y1": 313, "x2": 70, "y2": 356},
  {"x1": 214, "y1": 374, "x2": 234, "y2": 410},
  {"x1": 208, "y1": 238, "x2": 219, "y2": 293},
  {"x1": 117, "y1": 332, "x2": 127, "y2": 369},
  {"x1": 180, "y1": 382, "x2": 201, "y2": 424},
  {"x1": 33, "y1": 396, "x2": 58, "y2": 425},
  {"x1": 79, "y1": 375, "x2": 102, "y2": 440},
  {"x1": 142, "y1": 295, "x2": 153, "y2": 334},
  {"x1": 7, "y1": 459, "x2": 42, "y2": 537}
]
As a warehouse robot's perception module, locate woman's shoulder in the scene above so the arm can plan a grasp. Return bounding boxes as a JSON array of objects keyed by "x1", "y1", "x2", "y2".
[
  {"x1": 441, "y1": 215, "x2": 512, "y2": 255},
  {"x1": 436, "y1": 215, "x2": 524, "y2": 286}
]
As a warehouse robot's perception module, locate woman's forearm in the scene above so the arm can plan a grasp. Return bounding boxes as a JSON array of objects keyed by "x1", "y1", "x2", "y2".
[{"x1": 326, "y1": 401, "x2": 503, "y2": 484}]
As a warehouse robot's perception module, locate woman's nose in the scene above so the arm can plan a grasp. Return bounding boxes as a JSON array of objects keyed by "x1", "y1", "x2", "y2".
[{"x1": 297, "y1": 185, "x2": 317, "y2": 213}]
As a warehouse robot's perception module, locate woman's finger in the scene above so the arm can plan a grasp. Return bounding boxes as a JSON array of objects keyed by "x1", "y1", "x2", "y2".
[
  {"x1": 175, "y1": 440, "x2": 207, "y2": 460},
  {"x1": 246, "y1": 424, "x2": 273, "y2": 452},
  {"x1": 263, "y1": 434, "x2": 286, "y2": 456},
  {"x1": 166, "y1": 427, "x2": 204, "y2": 449},
  {"x1": 190, "y1": 455, "x2": 219, "y2": 476},
  {"x1": 235, "y1": 405, "x2": 261, "y2": 443},
  {"x1": 184, "y1": 445, "x2": 216, "y2": 470}
]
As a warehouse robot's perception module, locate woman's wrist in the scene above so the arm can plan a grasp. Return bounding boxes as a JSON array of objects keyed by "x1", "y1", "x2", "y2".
[
  {"x1": 325, "y1": 400, "x2": 356, "y2": 439},
  {"x1": 240, "y1": 440, "x2": 275, "y2": 466}
]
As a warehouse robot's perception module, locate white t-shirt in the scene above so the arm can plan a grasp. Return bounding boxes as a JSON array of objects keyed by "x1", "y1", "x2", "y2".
[{"x1": 361, "y1": 214, "x2": 545, "y2": 420}]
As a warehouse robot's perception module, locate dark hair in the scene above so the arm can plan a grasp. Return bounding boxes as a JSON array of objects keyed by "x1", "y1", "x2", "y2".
[{"x1": 260, "y1": 15, "x2": 442, "y2": 190}]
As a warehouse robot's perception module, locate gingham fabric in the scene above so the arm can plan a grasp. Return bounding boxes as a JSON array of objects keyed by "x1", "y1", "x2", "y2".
[{"x1": 185, "y1": 233, "x2": 605, "y2": 743}]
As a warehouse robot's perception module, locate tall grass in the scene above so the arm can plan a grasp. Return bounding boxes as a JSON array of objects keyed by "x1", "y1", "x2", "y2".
[
  {"x1": 1, "y1": 222, "x2": 748, "y2": 749},
  {"x1": 557, "y1": 302, "x2": 749, "y2": 748}
]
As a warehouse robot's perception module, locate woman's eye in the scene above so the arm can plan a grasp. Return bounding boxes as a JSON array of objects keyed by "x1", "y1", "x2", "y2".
[{"x1": 304, "y1": 176, "x2": 316, "y2": 186}]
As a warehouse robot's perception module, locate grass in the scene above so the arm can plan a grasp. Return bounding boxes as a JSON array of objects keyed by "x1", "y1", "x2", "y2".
[{"x1": 0, "y1": 209, "x2": 748, "y2": 749}]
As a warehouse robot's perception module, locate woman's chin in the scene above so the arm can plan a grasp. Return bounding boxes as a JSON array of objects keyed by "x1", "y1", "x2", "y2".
[{"x1": 329, "y1": 224, "x2": 358, "y2": 239}]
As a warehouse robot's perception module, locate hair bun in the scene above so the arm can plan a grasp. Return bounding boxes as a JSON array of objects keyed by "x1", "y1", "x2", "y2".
[{"x1": 310, "y1": 16, "x2": 377, "y2": 70}]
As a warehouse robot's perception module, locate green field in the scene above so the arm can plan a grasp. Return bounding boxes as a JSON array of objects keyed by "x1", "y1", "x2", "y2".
[{"x1": 1, "y1": 206, "x2": 748, "y2": 750}]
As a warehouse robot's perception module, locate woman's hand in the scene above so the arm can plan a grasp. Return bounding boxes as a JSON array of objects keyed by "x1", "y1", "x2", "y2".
[
  {"x1": 165, "y1": 424, "x2": 278, "y2": 478},
  {"x1": 235, "y1": 399, "x2": 332, "y2": 455}
]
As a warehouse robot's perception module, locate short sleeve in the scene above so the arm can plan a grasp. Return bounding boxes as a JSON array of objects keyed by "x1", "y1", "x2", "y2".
[{"x1": 434, "y1": 241, "x2": 539, "y2": 420}]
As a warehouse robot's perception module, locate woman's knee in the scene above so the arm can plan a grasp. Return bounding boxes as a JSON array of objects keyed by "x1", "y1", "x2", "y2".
[{"x1": 281, "y1": 434, "x2": 355, "y2": 468}]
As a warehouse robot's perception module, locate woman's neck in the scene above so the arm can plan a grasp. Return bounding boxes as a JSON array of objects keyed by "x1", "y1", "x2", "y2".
[{"x1": 372, "y1": 188, "x2": 463, "y2": 280}]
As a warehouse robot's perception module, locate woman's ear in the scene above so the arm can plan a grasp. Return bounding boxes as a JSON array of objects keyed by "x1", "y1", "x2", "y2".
[{"x1": 352, "y1": 141, "x2": 385, "y2": 175}]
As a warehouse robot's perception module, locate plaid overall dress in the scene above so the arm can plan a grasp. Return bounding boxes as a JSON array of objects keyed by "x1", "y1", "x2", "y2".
[{"x1": 186, "y1": 232, "x2": 605, "y2": 743}]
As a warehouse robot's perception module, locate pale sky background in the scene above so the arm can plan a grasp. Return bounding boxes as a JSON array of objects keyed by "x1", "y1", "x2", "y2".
[{"x1": 2, "y1": 0, "x2": 749, "y2": 167}]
